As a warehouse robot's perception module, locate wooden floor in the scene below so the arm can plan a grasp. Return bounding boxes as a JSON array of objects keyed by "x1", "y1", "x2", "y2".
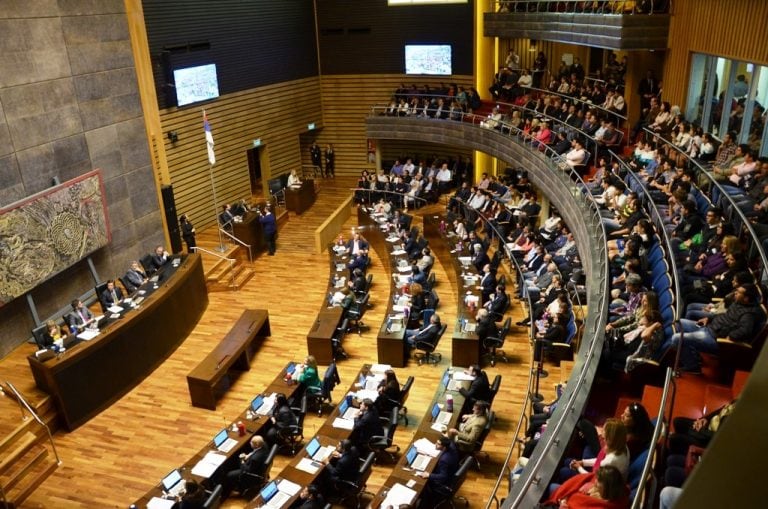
[{"x1": 0, "y1": 177, "x2": 567, "y2": 508}]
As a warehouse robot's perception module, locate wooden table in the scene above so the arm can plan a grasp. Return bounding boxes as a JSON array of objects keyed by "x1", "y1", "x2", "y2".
[
  {"x1": 187, "y1": 309, "x2": 271, "y2": 410},
  {"x1": 132, "y1": 362, "x2": 304, "y2": 508},
  {"x1": 424, "y1": 216, "x2": 482, "y2": 367},
  {"x1": 28, "y1": 254, "x2": 208, "y2": 431},
  {"x1": 357, "y1": 207, "x2": 409, "y2": 367},
  {"x1": 369, "y1": 367, "x2": 469, "y2": 508},
  {"x1": 233, "y1": 211, "x2": 267, "y2": 252},
  {"x1": 285, "y1": 180, "x2": 315, "y2": 215}
]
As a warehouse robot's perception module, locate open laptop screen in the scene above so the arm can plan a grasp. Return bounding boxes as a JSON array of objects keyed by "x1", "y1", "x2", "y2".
[
  {"x1": 260, "y1": 480, "x2": 279, "y2": 501},
  {"x1": 405, "y1": 445, "x2": 418, "y2": 466},
  {"x1": 213, "y1": 429, "x2": 229, "y2": 448},
  {"x1": 431, "y1": 403, "x2": 441, "y2": 421},
  {"x1": 305, "y1": 437, "x2": 321, "y2": 458},
  {"x1": 161, "y1": 469, "x2": 182, "y2": 491},
  {"x1": 251, "y1": 395, "x2": 264, "y2": 412}
]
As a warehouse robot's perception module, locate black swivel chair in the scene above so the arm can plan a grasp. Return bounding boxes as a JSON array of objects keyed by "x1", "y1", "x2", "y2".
[
  {"x1": 414, "y1": 323, "x2": 447, "y2": 366},
  {"x1": 139, "y1": 254, "x2": 155, "y2": 274},
  {"x1": 329, "y1": 451, "x2": 376, "y2": 508},
  {"x1": 368, "y1": 407, "x2": 400, "y2": 463},
  {"x1": 346, "y1": 292, "x2": 370, "y2": 335},
  {"x1": 203, "y1": 483, "x2": 223, "y2": 509},
  {"x1": 332, "y1": 318, "x2": 350, "y2": 360},
  {"x1": 94, "y1": 282, "x2": 109, "y2": 313},
  {"x1": 483, "y1": 317, "x2": 511, "y2": 366},
  {"x1": 239, "y1": 443, "x2": 278, "y2": 499},
  {"x1": 395, "y1": 376, "x2": 414, "y2": 425},
  {"x1": 307, "y1": 363, "x2": 340, "y2": 416},
  {"x1": 31, "y1": 324, "x2": 49, "y2": 349},
  {"x1": 277, "y1": 395, "x2": 307, "y2": 455},
  {"x1": 468, "y1": 410, "x2": 495, "y2": 469},
  {"x1": 487, "y1": 374, "x2": 502, "y2": 407},
  {"x1": 431, "y1": 455, "x2": 472, "y2": 508}
]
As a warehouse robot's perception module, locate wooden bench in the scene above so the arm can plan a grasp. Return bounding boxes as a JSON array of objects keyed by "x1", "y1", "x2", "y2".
[{"x1": 187, "y1": 309, "x2": 271, "y2": 409}]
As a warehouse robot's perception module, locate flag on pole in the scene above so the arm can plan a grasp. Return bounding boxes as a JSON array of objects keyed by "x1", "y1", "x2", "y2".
[{"x1": 203, "y1": 110, "x2": 216, "y2": 165}]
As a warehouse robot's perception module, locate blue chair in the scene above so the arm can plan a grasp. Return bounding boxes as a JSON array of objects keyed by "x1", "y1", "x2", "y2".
[{"x1": 628, "y1": 448, "x2": 651, "y2": 502}]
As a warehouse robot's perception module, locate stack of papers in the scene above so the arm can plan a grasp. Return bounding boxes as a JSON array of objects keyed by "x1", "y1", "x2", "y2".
[
  {"x1": 414, "y1": 438, "x2": 441, "y2": 457},
  {"x1": 453, "y1": 371, "x2": 476, "y2": 381},
  {"x1": 279, "y1": 479, "x2": 301, "y2": 496},
  {"x1": 77, "y1": 330, "x2": 99, "y2": 341},
  {"x1": 371, "y1": 364, "x2": 392, "y2": 374},
  {"x1": 296, "y1": 457, "x2": 322, "y2": 474},
  {"x1": 353, "y1": 389, "x2": 379, "y2": 401},
  {"x1": 380, "y1": 483, "x2": 417, "y2": 508},
  {"x1": 147, "y1": 498, "x2": 175, "y2": 509},
  {"x1": 392, "y1": 249, "x2": 406, "y2": 256},
  {"x1": 107, "y1": 305, "x2": 124, "y2": 313},
  {"x1": 332, "y1": 417, "x2": 355, "y2": 430},
  {"x1": 191, "y1": 451, "x2": 227, "y2": 478},
  {"x1": 386, "y1": 236, "x2": 401, "y2": 243}
]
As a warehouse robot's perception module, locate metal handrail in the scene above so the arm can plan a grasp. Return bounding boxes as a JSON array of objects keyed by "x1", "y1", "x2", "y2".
[
  {"x1": 641, "y1": 127, "x2": 768, "y2": 282},
  {"x1": 493, "y1": 0, "x2": 669, "y2": 15},
  {"x1": 350, "y1": 187, "x2": 430, "y2": 208},
  {"x1": 3, "y1": 381, "x2": 61, "y2": 465},
  {"x1": 520, "y1": 85, "x2": 629, "y2": 123},
  {"x1": 191, "y1": 246, "x2": 238, "y2": 290},
  {"x1": 631, "y1": 368, "x2": 674, "y2": 509},
  {"x1": 219, "y1": 228, "x2": 253, "y2": 262}
]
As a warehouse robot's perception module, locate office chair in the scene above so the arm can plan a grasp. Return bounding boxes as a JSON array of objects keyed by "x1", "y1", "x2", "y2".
[
  {"x1": 487, "y1": 374, "x2": 502, "y2": 407},
  {"x1": 31, "y1": 324, "x2": 49, "y2": 349},
  {"x1": 329, "y1": 451, "x2": 376, "y2": 508},
  {"x1": 414, "y1": 323, "x2": 447, "y2": 366},
  {"x1": 277, "y1": 395, "x2": 306, "y2": 455},
  {"x1": 239, "y1": 444, "x2": 278, "y2": 499},
  {"x1": 431, "y1": 456, "x2": 472, "y2": 508},
  {"x1": 468, "y1": 410, "x2": 495, "y2": 470},
  {"x1": 139, "y1": 254, "x2": 155, "y2": 274},
  {"x1": 94, "y1": 282, "x2": 109, "y2": 313},
  {"x1": 203, "y1": 483, "x2": 223, "y2": 509},
  {"x1": 307, "y1": 363, "x2": 340, "y2": 416},
  {"x1": 482, "y1": 317, "x2": 511, "y2": 367},
  {"x1": 368, "y1": 407, "x2": 400, "y2": 463},
  {"x1": 332, "y1": 318, "x2": 349, "y2": 360},
  {"x1": 346, "y1": 293, "x2": 369, "y2": 335}
]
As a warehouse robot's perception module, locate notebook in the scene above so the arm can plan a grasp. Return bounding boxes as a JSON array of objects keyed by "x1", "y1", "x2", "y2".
[
  {"x1": 405, "y1": 445, "x2": 431, "y2": 472},
  {"x1": 431, "y1": 402, "x2": 452, "y2": 426},
  {"x1": 447, "y1": 378, "x2": 463, "y2": 392},
  {"x1": 212, "y1": 429, "x2": 238, "y2": 453},
  {"x1": 161, "y1": 469, "x2": 185, "y2": 497}
]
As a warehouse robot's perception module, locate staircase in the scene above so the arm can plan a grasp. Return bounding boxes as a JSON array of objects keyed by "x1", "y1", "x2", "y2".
[
  {"x1": 0, "y1": 384, "x2": 60, "y2": 509},
  {"x1": 200, "y1": 244, "x2": 255, "y2": 292}
]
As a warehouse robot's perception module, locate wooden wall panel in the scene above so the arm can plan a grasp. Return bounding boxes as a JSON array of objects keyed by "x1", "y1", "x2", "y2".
[
  {"x1": 159, "y1": 77, "x2": 323, "y2": 230},
  {"x1": 314, "y1": 74, "x2": 473, "y2": 178},
  {"x1": 663, "y1": 0, "x2": 768, "y2": 107},
  {"x1": 497, "y1": 39, "x2": 592, "y2": 85}
]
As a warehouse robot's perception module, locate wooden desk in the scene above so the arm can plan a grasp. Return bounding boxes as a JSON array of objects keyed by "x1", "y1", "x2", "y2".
[
  {"x1": 369, "y1": 367, "x2": 468, "y2": 508},
  {"x1": 357, "y1": 207, "x2": 408, "y2": 367},
  {"x1": 424, "y1": 217, "x2": 482, "y2": 367},
  {"x1": 28, "y1": 254, "x2": 208, "y2": 431},
  {"x1": 307, "y1": 307, "x2": 344, "y2": 365},
  {"x1": 187, "y1": 309, "x2": 271, "y2": 410},
  {"x1": 232, "y1": 211, "x2": 267, "y2": 252},
  {"x1": 285, "y1": 180, "x2": 315, "y2": 215},
  {"x1": 133, "y1": 362, "x2": 304, "y2": 508}
]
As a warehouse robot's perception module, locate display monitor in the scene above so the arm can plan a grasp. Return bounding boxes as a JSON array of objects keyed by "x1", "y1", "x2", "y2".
[
  {"x1": 405, "y1": 44, "x2": 452, "y2": 75},
  {"x1": 173, "y1": 63, "x2": 220, "y2": 107}
]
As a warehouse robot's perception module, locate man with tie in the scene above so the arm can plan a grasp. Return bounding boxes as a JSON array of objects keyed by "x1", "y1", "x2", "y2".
[
  {"x1": 479, "y1": 264, "x2": 496, "y2": 304},
  {"x1": 416, "y1": 436, "x2": 461, "y2": 507},
  {"x1": 219, "y1": 203, "x2": 236, "y2": 229},
  {"x1": 101, "y1": 280, "x2": 123, "y2": 308},
  {"x1": 345, "y1": 231, "x2": 369, "y2": 256},
  {"x1": 150, "y1": 245, "x2": 171, "y2": 272},
  {"x1": 67, "y1": 299, "x2": 95, "y2": 331},
  {"x1": 404, "y1": 313, "x2": 441, "y2": 349}
]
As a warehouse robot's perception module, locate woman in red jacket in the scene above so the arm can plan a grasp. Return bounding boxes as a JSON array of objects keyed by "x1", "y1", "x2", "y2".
[{"x1": 545, "y1": 465, "x2": 629, "y2": 509}]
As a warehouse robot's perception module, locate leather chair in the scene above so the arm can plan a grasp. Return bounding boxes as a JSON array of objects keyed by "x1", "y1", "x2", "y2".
[
  {"x1": 277, "y1": 395, "x2": 307, "y2": 455},
  {"x1": 368, "y1": 407, "x2": 400, "y2": 463},
  {"x1": 203, "y1": 484, "x2": 223, "y2": 509},
  {"x1": 430, "y1": 455, "x2": 472, "y2": 508},
  {"x1": 307, "y1": 363, "x2": 340, "y2": 416},
  {"x1": 238, "y1": 444, "x2": 278, "y2": 499},
  {"x1": 414, "y1": 323, "x2": 447, "y2": 366},
  {"x1": 329, "y1": 451, "x2": 376, "y2": 508},
  {"x1": 483, "y1": 317, "x2": 511, "y2": 366}
]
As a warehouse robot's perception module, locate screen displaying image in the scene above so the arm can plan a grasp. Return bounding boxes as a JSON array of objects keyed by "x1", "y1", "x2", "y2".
[
  {"x1": 173, "y1": 64, "x2": 220, "y2": 107},
  {"x1": 405, "y1": 44, "x2": 452, "y2": 75}
]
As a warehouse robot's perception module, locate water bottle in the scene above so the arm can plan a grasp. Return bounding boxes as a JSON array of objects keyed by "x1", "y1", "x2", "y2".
[{"x1": 446, "y1": 394, "x2": 454, "y2": 413}]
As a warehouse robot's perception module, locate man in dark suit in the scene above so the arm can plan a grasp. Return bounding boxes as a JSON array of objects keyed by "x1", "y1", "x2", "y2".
[
  {"x1": 349, "y1": 398, "x2": 384, "y2": 449},
  {"x1": 123, "y1": 260, "x2": 147, "y2": 293},
  {"x1": 471, "y1": 243, "x2": 490, "y2": 273},
  {"x1": 485, "y1": 285, "x2": 509, "y2": 320},
  {"x1": 292, "y1": 484, "x2": 326, "y2": 509},
  {"x1": 345, "y1": 232, "x2": 369, "y2": 256},
  {"x1": 405, "y1": 313, "x2": 441, "y2": 349},
  {"x1": 479, "y1": 264, "x2": 497, "y2": 303},
  {"x1": 475, "y1": 308, "x2": 499, "y2": 346},
  {"x1": 459, "y1": 365, "x2": 493, "y2": 411},
  {"x1": 310, "y1": 142, "x2": 322, "y2": 174},
  {"x1": 219, "y1": 203, "x2": 236, "y2": 229},
  {"x1": 100, "y1": 280, "x2": 124, "y2": 308},
  {"x1": 258, "y1": 204, "x2": 278, "y2": 255},
  {"x1": 347, "y1": 249, "x2": 369, "y2": 277},
  {"x1": 417, "y1": 436, "x2": 461, "y2": 507},
  {"x1": 320, "y1": 439, "x2": 360, "y2": 494},
  {"x1": 67, "y1": 299, "x2": 95, "y2": 330},
  {"x1": 222, "y1": 435, "x2": 270, "y2": 498},
  {"x1": 150, "y1": 245, "x2": 171, "y2": 272}
]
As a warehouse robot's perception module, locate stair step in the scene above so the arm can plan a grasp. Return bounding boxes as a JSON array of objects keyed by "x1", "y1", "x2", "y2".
[
  {"x1": 0, "y1": 432, "x2": 36, "y2": 475},
  {"x1": 5, "y1": 455, "x2": 58, "y2": 508},
  {"x1": 1, "y1": 445, "x2": 48, "y2": 493}
]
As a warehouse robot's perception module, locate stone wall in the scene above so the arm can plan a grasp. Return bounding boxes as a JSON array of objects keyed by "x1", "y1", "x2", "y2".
[{"x1": 0, "y1": 0, "x2": 163, "y2": 357}]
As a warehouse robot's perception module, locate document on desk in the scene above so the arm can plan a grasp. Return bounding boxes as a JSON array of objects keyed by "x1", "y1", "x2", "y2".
[
  {"x1": 414, "y1": 437, "x2": 441, "y2": 457},
  {"x1": 391, "y1": 249, "x2": 406, "y2": 256},
  {"x1": 386, "y1": 236, "x2": 401, "y2": 243},
  {"x1": 77, "y1": 330, "x2": 100, "y2": 341},
  {"x1": 278, "y1": 478, "x2": 301, "y2": 496},
  {"x1": 354, "y1": 389, "x2": 379, "y2": 401},
  {"x1": 332, "y1": 417, "x2": 355, "y2": 430},
  {"x1": 191, "y1": 451, "x2": 227, "y2": 478},
  {"x1": 371, "y1": 364, "x2": 392, "y2": 374},
  {"x1": 296, "y1": 457, "x2": 322, "y2": 474},
  {"x1": 453, "y1": 371, "x2": 476, "y2": 381},
  {"x1": 147, "y1": 497, "x2": 175, "y2": 509},
  {"x1": 108, "y1": 305, "x2": 124, "y2": 313},
  {"x1": 381, "y1": 483, "x2": 417, "y2": 508}
]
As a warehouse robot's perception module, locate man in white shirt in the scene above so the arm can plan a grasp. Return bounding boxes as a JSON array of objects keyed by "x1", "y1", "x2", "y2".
[
  {"x1": 436, "y1": 163, "x2": 452, "y2": 193},
  {"x1": 517, "y1": 69, "x2": 532, "y2": 88},
  {"x1": 565, "y1": 139, "x2": 587, "y2": 168}
]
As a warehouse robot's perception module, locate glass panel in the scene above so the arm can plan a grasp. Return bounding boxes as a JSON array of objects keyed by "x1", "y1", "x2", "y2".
[
  {"x1": 707, "y1": 57, "x2": 731, "y2": 137},
  {"x1": 686, "y1": 53, "x2": 710, "y2": 125},
  {"x1": 747, "y1": 66, "x2": 767, "y2": 156}
]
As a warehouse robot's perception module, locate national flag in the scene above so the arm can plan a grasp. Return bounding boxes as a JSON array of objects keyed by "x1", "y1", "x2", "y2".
[{"x1": 203, "y1": 110, "x2": 216, "y2": 165}]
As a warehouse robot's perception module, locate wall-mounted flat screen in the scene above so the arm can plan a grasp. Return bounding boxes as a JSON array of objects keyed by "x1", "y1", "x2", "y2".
[
  {"x1": 173, "y1": 64, "x2": 220, "y2": 107},
  {"x1": 405, "y1": 44, "x2": 452, "y2": 75}
]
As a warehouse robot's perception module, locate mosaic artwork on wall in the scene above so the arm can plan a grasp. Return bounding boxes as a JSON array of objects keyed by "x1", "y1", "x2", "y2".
[{"x1": 0, "y1": 170, "x2": 110, "y2": 306}]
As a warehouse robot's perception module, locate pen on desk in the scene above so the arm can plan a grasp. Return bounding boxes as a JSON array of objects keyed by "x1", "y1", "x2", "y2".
[
  {"x1": 247, "y1": 320, "x2": 256, "y2": 333},
  {"x1": 216, "y1": 355, "x2": 229, "y2": 369}
]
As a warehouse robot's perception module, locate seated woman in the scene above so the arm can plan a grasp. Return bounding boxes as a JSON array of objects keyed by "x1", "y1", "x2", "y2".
[
  {"x1": 544, "y1": 465, "x2": 629, "y2": 509},
  {"x1": 560, "y1": 418, "x2": 630, "y2": 483},
  {"x1": 619, "y1": 402, "x2": 654, "y2": 461},
  {"x1": 266, "y1": 394, "x2": 296, "y2": 445},
  {"x1": 296, "y1": 355, "x2": 322, "y2": 391},
  {"x1": 375, "y1": 369, "x2": 401, "y2": 415},
  {"x1": 40, "y1": 320, "x2": 66, "y2": 348}
]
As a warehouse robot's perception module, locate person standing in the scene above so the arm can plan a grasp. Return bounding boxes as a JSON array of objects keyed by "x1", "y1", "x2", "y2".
[
  {"x1": 310, "y1": 141, "x2": 322, "y2": 176},
  {"x1": 259, "y1": 204, "x2": 277, "y2": 255},
  {"x1": 324, "y1": 143, "x2": 335, "y2": 178},
  {"x1": 179, "y1": 214, "x2": 196, "y2": 252}
]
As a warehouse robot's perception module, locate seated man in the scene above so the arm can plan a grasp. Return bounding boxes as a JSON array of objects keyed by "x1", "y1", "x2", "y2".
[
  {"x1": 404, "y1": 313, "x2": 441, "y2": 349},
  {"x1": 100, "y1": 279, "x2": 124, "y2": 308},
  {"x1": 669, "y1": 283, "x2": 765, "y2": 373},
  {"x1": 349, "y1": 398, "x2": 384, "y2": 449},
  {"x1": 67, "y1": 298, "x2": 95, "y2": 331},
  {"x1": 222, "y1": 435, "x2": 269, "y2": 498},
  {"x1": 415, "y1": 436, "x2": 460, "y2": 507},
  {"x1": 319, "y1": 439, "x2": 360, "y2": 495},
  {"x1": 345, "y1": 232, "x2": 369, "y2": 256},
  {"x1": 485, "y1": 284, "x2": 510, "y2": 320},
  {"x1": 123, "y1": 260, "x2": 148, "y2": 293},
  {"x1": 292, "y1": 484, "x2": 326, "y2": 509},
  {"x1": 458, "y1": 365, "x2": 492, "y2": 412},
  {"x1": 150, "y1": 245, "x2": 171, "y2": 272},
  {"x1": 447, "y1": 400, "x2": 490, "y2": 453},
  {"x1": 219, "y1": 203, "x2": 237, "y2": 228}
]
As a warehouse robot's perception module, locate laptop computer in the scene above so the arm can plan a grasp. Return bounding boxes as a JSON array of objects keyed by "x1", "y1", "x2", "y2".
[
  {"x1": 431, "y1": 402, "x2": 452, "y2": 426},
  {"x1": 285, "y1": 362, "x2": 296, "y2": 375},
  {"x1": 305, "y1": 437, "x2": 334, "y2": 462},
  {"x1": 212, "y1": 428, "x2": 238, "y2": 453},
  {"x1": 405, "y1": 445, "x2": 431, "y2": 472},
  {"x1": 161, "y1": 468, "x2": 186, "y2": 497},
  {"x1": 260, "y1": 480, "x2": 291, "y2": 508},
  {"x1": 251, "y1": 395, "x2": 265, "y2": 413},
  {"x1": 337, "y1": 398, "x2": 358, "y2": 420}
]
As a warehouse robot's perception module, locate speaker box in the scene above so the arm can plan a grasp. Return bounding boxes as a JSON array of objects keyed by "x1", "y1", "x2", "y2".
[{"x1": 161, "y1": 185, "x2": 183, "y2": 254}]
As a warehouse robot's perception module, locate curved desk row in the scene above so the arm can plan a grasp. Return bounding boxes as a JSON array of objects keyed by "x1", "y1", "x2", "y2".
[
  {"x1": 28, "y1": 253, "x2": 208, "y2": 431},
  {"x1": 306, "y1": 244, "x2": 348, "y2": 364},
  {"x1": 423, "y1": 216, "x2": 482, "y2": 367}
]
